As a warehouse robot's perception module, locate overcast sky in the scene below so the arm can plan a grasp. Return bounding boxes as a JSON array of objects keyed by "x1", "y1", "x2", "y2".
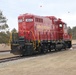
[{"x1": 0, "y1": 0, "x2": 76, "y2": 30}]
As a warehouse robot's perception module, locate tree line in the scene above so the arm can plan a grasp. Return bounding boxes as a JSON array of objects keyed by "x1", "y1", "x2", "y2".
[
  {"x1": 0, "y1": 10, "x2": 17, "y2": 44},
  {"x1": 68, "y1": 26, "x2": 76, "y2": 39},
  {"x1": 0, "y1": 10, "x2": 76, "y2": 44}
]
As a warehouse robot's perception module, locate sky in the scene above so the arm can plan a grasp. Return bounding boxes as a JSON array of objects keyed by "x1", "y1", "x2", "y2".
[{"x1": 0, "y1": 0, "x2": 76, "y2": 30}]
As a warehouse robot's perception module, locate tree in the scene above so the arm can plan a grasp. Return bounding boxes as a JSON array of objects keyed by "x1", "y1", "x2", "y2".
[
  {"x1": 0, "y1": 10, "x2": 9, "y2": 31},
  {"x1": 72, "y1": 26, "x2": 76, "y2": 39},
  {"x1": 11, "y1": 28, "x2": 17, "y2": 33},
  {"x1": 11, "y1": 28, "x2": 18, "y2": 41},
  {"x1": 0, "y1": 10, "x2": 9, "y2": 44},
  {"x1": 0, "y1": 32, "x2": 10, "y2": 43},
  {"x1": 67, "y1": 26, "x2": 72, "y2": 34}
]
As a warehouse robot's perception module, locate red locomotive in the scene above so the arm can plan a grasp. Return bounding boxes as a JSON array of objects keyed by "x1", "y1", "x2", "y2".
[{"x1": 11, "y1": 13, "x2": 72, "y2": 56}]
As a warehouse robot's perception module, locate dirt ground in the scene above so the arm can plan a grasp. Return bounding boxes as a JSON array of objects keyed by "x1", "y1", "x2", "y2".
[
  {"x1": 0, "y1": 49, "x2": 76, "y2": 75},
  {"x1": 72, "y1": 40, "x2": 76, "y2": 44},
  {"x1": 0, "y1": 44, "x2": 10, "y2": 51},
  {"x1": 0, "y1": 52, "x2": 16, "y2": 59}
]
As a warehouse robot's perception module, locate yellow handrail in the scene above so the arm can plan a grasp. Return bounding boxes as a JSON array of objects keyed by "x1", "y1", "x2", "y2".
[
  {"x1": 9, "y1": 32, "x2": 12, "y2": 46},
  {"x1": 31, "y1": 31, "x2": 36, "y2": 50}
]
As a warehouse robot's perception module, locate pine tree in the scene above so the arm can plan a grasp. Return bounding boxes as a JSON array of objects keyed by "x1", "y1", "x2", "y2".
[
  {"x1": 0, "y1": 10, "x2": 9, "y2": 43},
  {"x1": 0, "y1": 10, "x2": 8, "y2": 31}
]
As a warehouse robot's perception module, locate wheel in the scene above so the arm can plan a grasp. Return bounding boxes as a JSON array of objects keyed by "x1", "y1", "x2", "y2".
[{"x1": 41, "y1": 45, "x2": 48, "y2": 54}]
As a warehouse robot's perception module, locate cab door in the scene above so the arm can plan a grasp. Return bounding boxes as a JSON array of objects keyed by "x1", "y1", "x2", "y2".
[{"x1": 58, "y1": 24, "x2": 63, "y2": 39}]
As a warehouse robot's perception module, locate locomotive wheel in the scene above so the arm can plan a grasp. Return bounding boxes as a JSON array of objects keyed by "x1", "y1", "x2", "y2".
[
  {"x1": 37, "y1": 46, "x2": 41, "y2": 54},
  {"x1": 63, "y1": 43, "x2": 66, "y2": 50},
  {"x1": 41, "y1": 45, "x2": 48, "y2": 54},
  {"x1": 68, "y1": 41, "x2": 72, "y2": 48}
]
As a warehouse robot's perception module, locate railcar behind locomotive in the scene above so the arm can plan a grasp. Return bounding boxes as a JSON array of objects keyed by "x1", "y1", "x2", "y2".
[{"x1": 11, "y1": 13, "x2": 72, "y2": 56}]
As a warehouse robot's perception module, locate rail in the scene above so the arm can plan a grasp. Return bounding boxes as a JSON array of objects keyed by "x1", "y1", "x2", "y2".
[{"x1": 0, "y1": 56, "x2": 21, "y2": 63}]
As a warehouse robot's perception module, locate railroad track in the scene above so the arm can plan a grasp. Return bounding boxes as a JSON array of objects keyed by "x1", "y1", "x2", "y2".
[
  {"x1": 0, "y1": 56, "x2": 21, "y2": 63},
  {"x1": 0, "y1": 50, "x2": 10, "y2": 52}
]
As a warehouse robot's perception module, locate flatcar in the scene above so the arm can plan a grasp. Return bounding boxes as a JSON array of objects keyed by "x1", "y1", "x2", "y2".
[{"x1": 10, "y1": 13, "x2": 72, "y2": 56}]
